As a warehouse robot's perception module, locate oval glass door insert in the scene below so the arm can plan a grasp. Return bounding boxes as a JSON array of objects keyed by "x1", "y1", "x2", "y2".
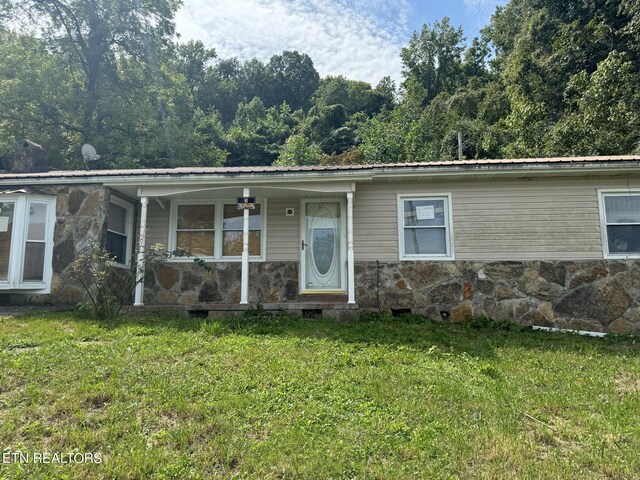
[{"x1": 312, "y1": 227, "x2": 335, "y2": 275}]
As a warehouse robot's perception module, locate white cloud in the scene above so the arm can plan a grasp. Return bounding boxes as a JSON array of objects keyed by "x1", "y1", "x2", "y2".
[{"x1": 175, "y1": 0, "x2": 410, "y2": 85}]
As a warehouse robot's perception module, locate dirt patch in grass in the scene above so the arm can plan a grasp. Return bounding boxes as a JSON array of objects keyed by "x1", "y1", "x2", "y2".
[
  {"x1": 82, "y1": 393, "x2": 113, "y2": 411},
  {"x1": 613, "y1": 375, "x2": 640, "y2": 394}
]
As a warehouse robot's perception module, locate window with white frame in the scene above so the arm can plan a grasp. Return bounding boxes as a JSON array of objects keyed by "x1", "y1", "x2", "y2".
[
  {"x1": 106, "y1": 197, "x2": 134, "y2": 266},
  {"x1": 398, "y1": 195, "x2": 453, "y2": 259},
  {"x1": 170, "y1": 201, "x2": 264, "y2": 260},
  {"x1": 0, "y1": 195, "x2": 56, "y2": 291},
  {"x1": 222, "y1": 203, "x2": 262, "y2": 256},
  {"x1": 600, "y1": 191, "x2": 640, "y2": 257}
]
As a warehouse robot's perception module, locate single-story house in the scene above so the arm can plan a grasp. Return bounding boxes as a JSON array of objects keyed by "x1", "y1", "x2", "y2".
[{"x1": 0, "y1": 155, "x2": 638, "y2": 332}]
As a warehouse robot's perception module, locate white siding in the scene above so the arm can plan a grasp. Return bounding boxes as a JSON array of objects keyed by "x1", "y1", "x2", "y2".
[{"x1": 354, "y1": 176, "x2": 640, "y2": 261}]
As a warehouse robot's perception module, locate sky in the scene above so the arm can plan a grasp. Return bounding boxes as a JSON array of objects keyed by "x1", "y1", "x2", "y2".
[{"x1": 175, "y1": 0, "x2": 508, "y2": 86}]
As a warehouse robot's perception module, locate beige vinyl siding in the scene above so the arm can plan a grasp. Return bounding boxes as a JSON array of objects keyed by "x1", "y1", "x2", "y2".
[
  {"x1": 141, "y1": 175, "x2": 640, "y2": 262},
  {"x1": 266, "y1": 198, "x2": 299, "y2": 261},
  {"x1": 144, "y1": 198, "x2": 299, "y2": 261},
  {"x1": 353, "y1": 187, "x2": 398, "y2": 260},
  {"x1": 354, "y1": 176, "x2": 640, "y2": 261}
]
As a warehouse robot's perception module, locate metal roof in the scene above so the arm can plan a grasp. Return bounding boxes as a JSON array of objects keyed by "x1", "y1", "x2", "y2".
[{"x1": 0, "y1": 155, "x2": 639, "y2": 180}]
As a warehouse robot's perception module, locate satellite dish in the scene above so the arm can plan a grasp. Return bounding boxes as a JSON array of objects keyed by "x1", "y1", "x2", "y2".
[
  {"x1": 81, "y1": 143, "x2": 101, "y2": 170},
  {"x1": 81, "y1": 143, "x2": 100, "y2": 162}
]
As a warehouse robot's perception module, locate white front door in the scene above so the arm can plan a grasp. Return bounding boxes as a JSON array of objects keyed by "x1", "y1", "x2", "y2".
[{"x1": 301, "y1": 201, "x2": 345, "y2": 292}]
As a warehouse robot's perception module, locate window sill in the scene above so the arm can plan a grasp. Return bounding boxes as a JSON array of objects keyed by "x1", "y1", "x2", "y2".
[
  {"x1": 399, "y1": 255, "x2": 455, "y2": 262},
  {"x1": 603, "y1": 253, "x2": 640, "y2": 260},
  {"x1": 111, "y1": 262, "x2": 131, "y2": 270},
  {"x1": 0, "y1": 283, "x2": 50, "y2": 293}
]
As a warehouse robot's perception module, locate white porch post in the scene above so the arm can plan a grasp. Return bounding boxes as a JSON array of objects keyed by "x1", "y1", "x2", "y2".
[
  {"x1": 134, "y1": 196, "x2": 149, "y2": 306},
  {"x1": 346, "y1": 191, "x2": 355, "y2": 304},
  {"x1": 240, "y1": 187, "x2": 250, "y2": 304}
]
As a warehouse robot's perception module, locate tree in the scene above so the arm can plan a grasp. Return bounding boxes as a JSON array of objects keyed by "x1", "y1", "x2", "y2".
[
  {"x1": 546, "y1": 51, "x2": 640, "y2": 155},
  {"x1": 274, "y1": 134, "x2": 323, "y2": 166},
  {"x1": 0, "y1": 30, "x2": 80, "y2": 168},
  {"x1": 486, "y1": 0, "x2": 637, "y2": 157},
  {"x1": 9, "y1": 0, "x2": 181, "y2": 145},
  {"x1": 267, "y1": 51, "x2": 319, "y2": 111},
  {"x1": 174, "y1": 39, "x2": 216, "y2": 96},
  {"x1": 358, "y1": 106, "x2": 414, "y2": 163},
  {"x1": 313, "y1": 76, "x2": 392, "y2": 117},
  {"x1": 224, "y1": 98, "x2": 299, "y2": 166},
  {"x1": 401, "y1": 18, "x2": 466, "y2": 105}
]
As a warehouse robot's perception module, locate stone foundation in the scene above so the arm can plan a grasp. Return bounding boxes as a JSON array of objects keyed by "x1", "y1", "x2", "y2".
[
  {"x1": 355, "y1": 260, "x2": 640, "y2": 333},
  {"x1": 144, "y1": 261, "x2": 299, "y2": 305},
  {"x1": 142, "y1": 259, "x2": 640, "y2": 332}
]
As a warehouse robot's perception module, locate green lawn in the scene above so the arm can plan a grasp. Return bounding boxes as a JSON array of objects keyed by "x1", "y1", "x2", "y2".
[{"x1": 1, "y1": 311, "x2": 639, "y2": 479}]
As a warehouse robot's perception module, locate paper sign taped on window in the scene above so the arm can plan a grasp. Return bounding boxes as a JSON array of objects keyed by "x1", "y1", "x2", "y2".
[
  {"x1": 415, "y1": 205, "x2": 435, "y2": 220},
  {"x1": 0, "y1": 217, "x2": 9, "y2": 232}
]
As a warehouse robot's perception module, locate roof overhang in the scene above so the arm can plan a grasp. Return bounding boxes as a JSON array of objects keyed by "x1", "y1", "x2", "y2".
[{"x1": 0, "y1": 157, "x2": 638, "y2": 200}]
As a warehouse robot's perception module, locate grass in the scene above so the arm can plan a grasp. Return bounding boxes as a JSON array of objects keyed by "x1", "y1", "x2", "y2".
[{"x1": 0, "y1": 311, "x2": 640, "y2": 479}]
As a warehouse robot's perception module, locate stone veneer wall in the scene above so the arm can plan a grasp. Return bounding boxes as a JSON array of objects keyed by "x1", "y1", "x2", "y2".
[
  {"x1": 144, "y1": 259, "x2": 639, "y2": 332},
  {"x1": 144, "y1": 261, "x2": 299, "y2": 305},
  {"x1": 355, "y1": 260, "x2": 640, "y2": 333},
  {"x1": 5, "y1": 184, "x2": 110, "y2": 305}
]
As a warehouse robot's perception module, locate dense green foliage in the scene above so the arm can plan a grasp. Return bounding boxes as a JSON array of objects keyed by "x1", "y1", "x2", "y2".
[
  {"x1": 1, "y1": 312, "x2": 640, "y2": 478},
  {"x1": 0, "y1": 0, "x2": 639, "y2": 169}
]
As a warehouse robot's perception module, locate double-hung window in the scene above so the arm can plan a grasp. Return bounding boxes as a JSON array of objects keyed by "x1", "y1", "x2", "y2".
[
  {"x1": 0, "y1": 195, "x2": 56, "y2": 292},
  {"x1": 398, "y1": 194, "x2": 454, "y2": 260},
  {"x1": 599, "y1": 191, "x2": 640, "y2": 258},
  {"x1": 170, "y1": 200, "x2": 265, "y2": 260},
  {"x1": 106, "y1": 197, "x2": 134, "y2": 267}
]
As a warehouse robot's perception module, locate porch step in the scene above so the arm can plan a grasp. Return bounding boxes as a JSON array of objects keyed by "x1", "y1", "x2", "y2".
[{"x1": 296, "y1": 293, "x2": 349, "y2": 303}]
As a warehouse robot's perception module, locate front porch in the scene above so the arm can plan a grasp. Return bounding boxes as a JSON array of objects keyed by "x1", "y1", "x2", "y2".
[{"x1": 104, "y1": 179, "x2": 360, "y2": 308}]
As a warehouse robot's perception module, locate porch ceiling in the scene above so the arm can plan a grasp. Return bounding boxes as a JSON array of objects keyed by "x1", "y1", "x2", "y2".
[{"x1": 113, "y1": 182, "x2": 357, "y2": 200}]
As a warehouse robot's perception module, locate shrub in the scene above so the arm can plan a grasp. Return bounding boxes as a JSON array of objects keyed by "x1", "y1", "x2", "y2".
[{"x1": 70, "y1": 242, "x2": 167, "y2": 320}]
